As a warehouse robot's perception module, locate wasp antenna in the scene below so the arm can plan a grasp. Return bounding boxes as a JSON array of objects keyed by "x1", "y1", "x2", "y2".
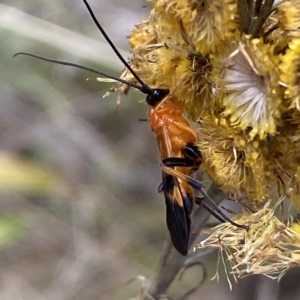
[
  {"x1": 82, "y1": 0, "x2": 152, "y2": 93},
  {"x1": 13, "y1": 52, "x2": 143, "y2": 91}
]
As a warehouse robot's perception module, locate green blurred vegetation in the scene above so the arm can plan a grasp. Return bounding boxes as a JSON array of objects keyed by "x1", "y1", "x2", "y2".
[
  {"x1": 0, "y1": 1, "x2": 170, "y2": 299},
  {"x1": 0, "y1": 214, "x2": 26, "y2": 246}
]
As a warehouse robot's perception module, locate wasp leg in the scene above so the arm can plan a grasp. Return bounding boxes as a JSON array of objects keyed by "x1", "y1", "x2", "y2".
[
  {"x1": 181, "y1": 144, "x2": 202, "y2": 161},
  {"x1": 157, "y1": 181, "x2": 164, "y2": 193},
  {"x1": 163, "y1": 144, "x2": 201, "y2": 174},
  {"x1": 162, "y1": 157, "x2": 195, "y2": 167},
  {"x1": 162, "y1": 172, "x2": 191, "y2": 255},
  {"x1": 195, "y1": 197, "x2": 230, "y2": 224},
  {"x1": 162, "y1": 166, "x2": 249, "y2": 230},
  {"x1": 185, "y1": 177, "x2": 249, "y2": 229}
]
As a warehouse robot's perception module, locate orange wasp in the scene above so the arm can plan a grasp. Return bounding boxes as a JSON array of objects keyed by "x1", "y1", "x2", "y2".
[
  {"x1": 15, "y1": 0, "x2": 248, "y2": 255},
  {"x1": 151, "y1": 101, "x2": 248, "y2": 254}
]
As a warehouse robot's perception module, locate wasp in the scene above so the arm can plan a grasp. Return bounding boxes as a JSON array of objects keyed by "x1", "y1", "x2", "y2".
[{"x1": 14, "y1": 0, "x2": 248, "y2": 256}]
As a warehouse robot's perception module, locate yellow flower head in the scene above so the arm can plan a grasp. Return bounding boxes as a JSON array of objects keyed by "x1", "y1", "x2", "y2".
[
  {"x1": 153, "y1": 0, "x2": 239, "y2": 54},
  {"x1": 279, "y1": 38, "x2": 300, "y2": 110},
  {"x1": 278, "y1": 0, "x2": 300, "y2": 37},
  {"x1": 112, "y1": 0, "x2": 300, "y2": 278},
  {"x1": 197, "y1": 115, "x2": 271, "y2": 202},
  {"x1": 197, "y1": 202, "x2": 300, "y2": 278},
  {"x1": 220, "y1": 37, "x2": 282, "y2": 140}
]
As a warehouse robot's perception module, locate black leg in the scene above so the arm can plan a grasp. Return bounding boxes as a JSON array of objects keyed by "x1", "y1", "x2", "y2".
[
  {"x1": 162, "y1": 144, "x2": 201, "y2": 173},
  {"x1": 195, "y1": 197, "x2": 232, "y2": 224},
  {"x1": 186, "y1": 177, "x2": 249, "y2": 230},
  {"x1": 182, "y1": 144, "x2": 202, "y2": 162},
  {"x1": 162, "y1": 157, "x2": 195, "y2": 168},
  {"x1": 157, "y1": 181, "x2": 164, "y2": 193}
]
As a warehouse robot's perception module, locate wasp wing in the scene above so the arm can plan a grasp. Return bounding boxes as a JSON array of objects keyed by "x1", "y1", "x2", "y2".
[{"x1": 162, "y1": 172, "x2": 192, "y2": 255}]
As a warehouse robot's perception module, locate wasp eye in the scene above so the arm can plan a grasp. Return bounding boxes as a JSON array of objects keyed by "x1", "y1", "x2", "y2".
[{"x1": 153, "y1": 90, "x2": 160, "y2": 98}]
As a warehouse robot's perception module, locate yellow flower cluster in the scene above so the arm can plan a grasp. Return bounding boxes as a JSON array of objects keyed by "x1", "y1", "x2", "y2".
[
  {"x1": 115, "y1": 0, "x2": 300, "y2": 277},
  {"x1": 197, "y1": 201, "x2": 300, "y2": 279},
  {"x1": 121, "y1": 0, "x2": 300, "y2": 207}
]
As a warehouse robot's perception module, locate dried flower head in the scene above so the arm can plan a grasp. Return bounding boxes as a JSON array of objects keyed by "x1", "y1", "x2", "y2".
[
  {"x1": 221, "y1": 38, "x2": 282, "y2": 140},
  {"x1": 152, "y1": 0, "x2": 240, "y2": 54},
  {"x1": 278, "y1": 0, "x2": 300, "y2": 37},
  {"x1": 279, "y1": 38, "x2": 300, "y2": 109},
  {"x1": 196, "y1": 202, "x2": 300, "y2": 279},
  {"x1": 114, "y1": 0, "x2": 300, "y2": 278}
]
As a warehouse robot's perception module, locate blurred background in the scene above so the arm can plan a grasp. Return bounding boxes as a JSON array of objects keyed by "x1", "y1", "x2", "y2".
[{"x1": 0, "y1": 0, "x2": 300, "y2": 299}]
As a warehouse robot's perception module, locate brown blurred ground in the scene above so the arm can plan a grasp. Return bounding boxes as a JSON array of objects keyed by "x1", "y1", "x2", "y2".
[{"x1": 0, "y1": 1, "x2": 300, "y2": 299}]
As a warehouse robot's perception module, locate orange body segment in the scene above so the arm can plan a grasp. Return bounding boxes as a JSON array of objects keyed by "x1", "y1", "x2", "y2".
[{"x1": 148, "y1": 98, "x2": 197, "y2": 160}]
